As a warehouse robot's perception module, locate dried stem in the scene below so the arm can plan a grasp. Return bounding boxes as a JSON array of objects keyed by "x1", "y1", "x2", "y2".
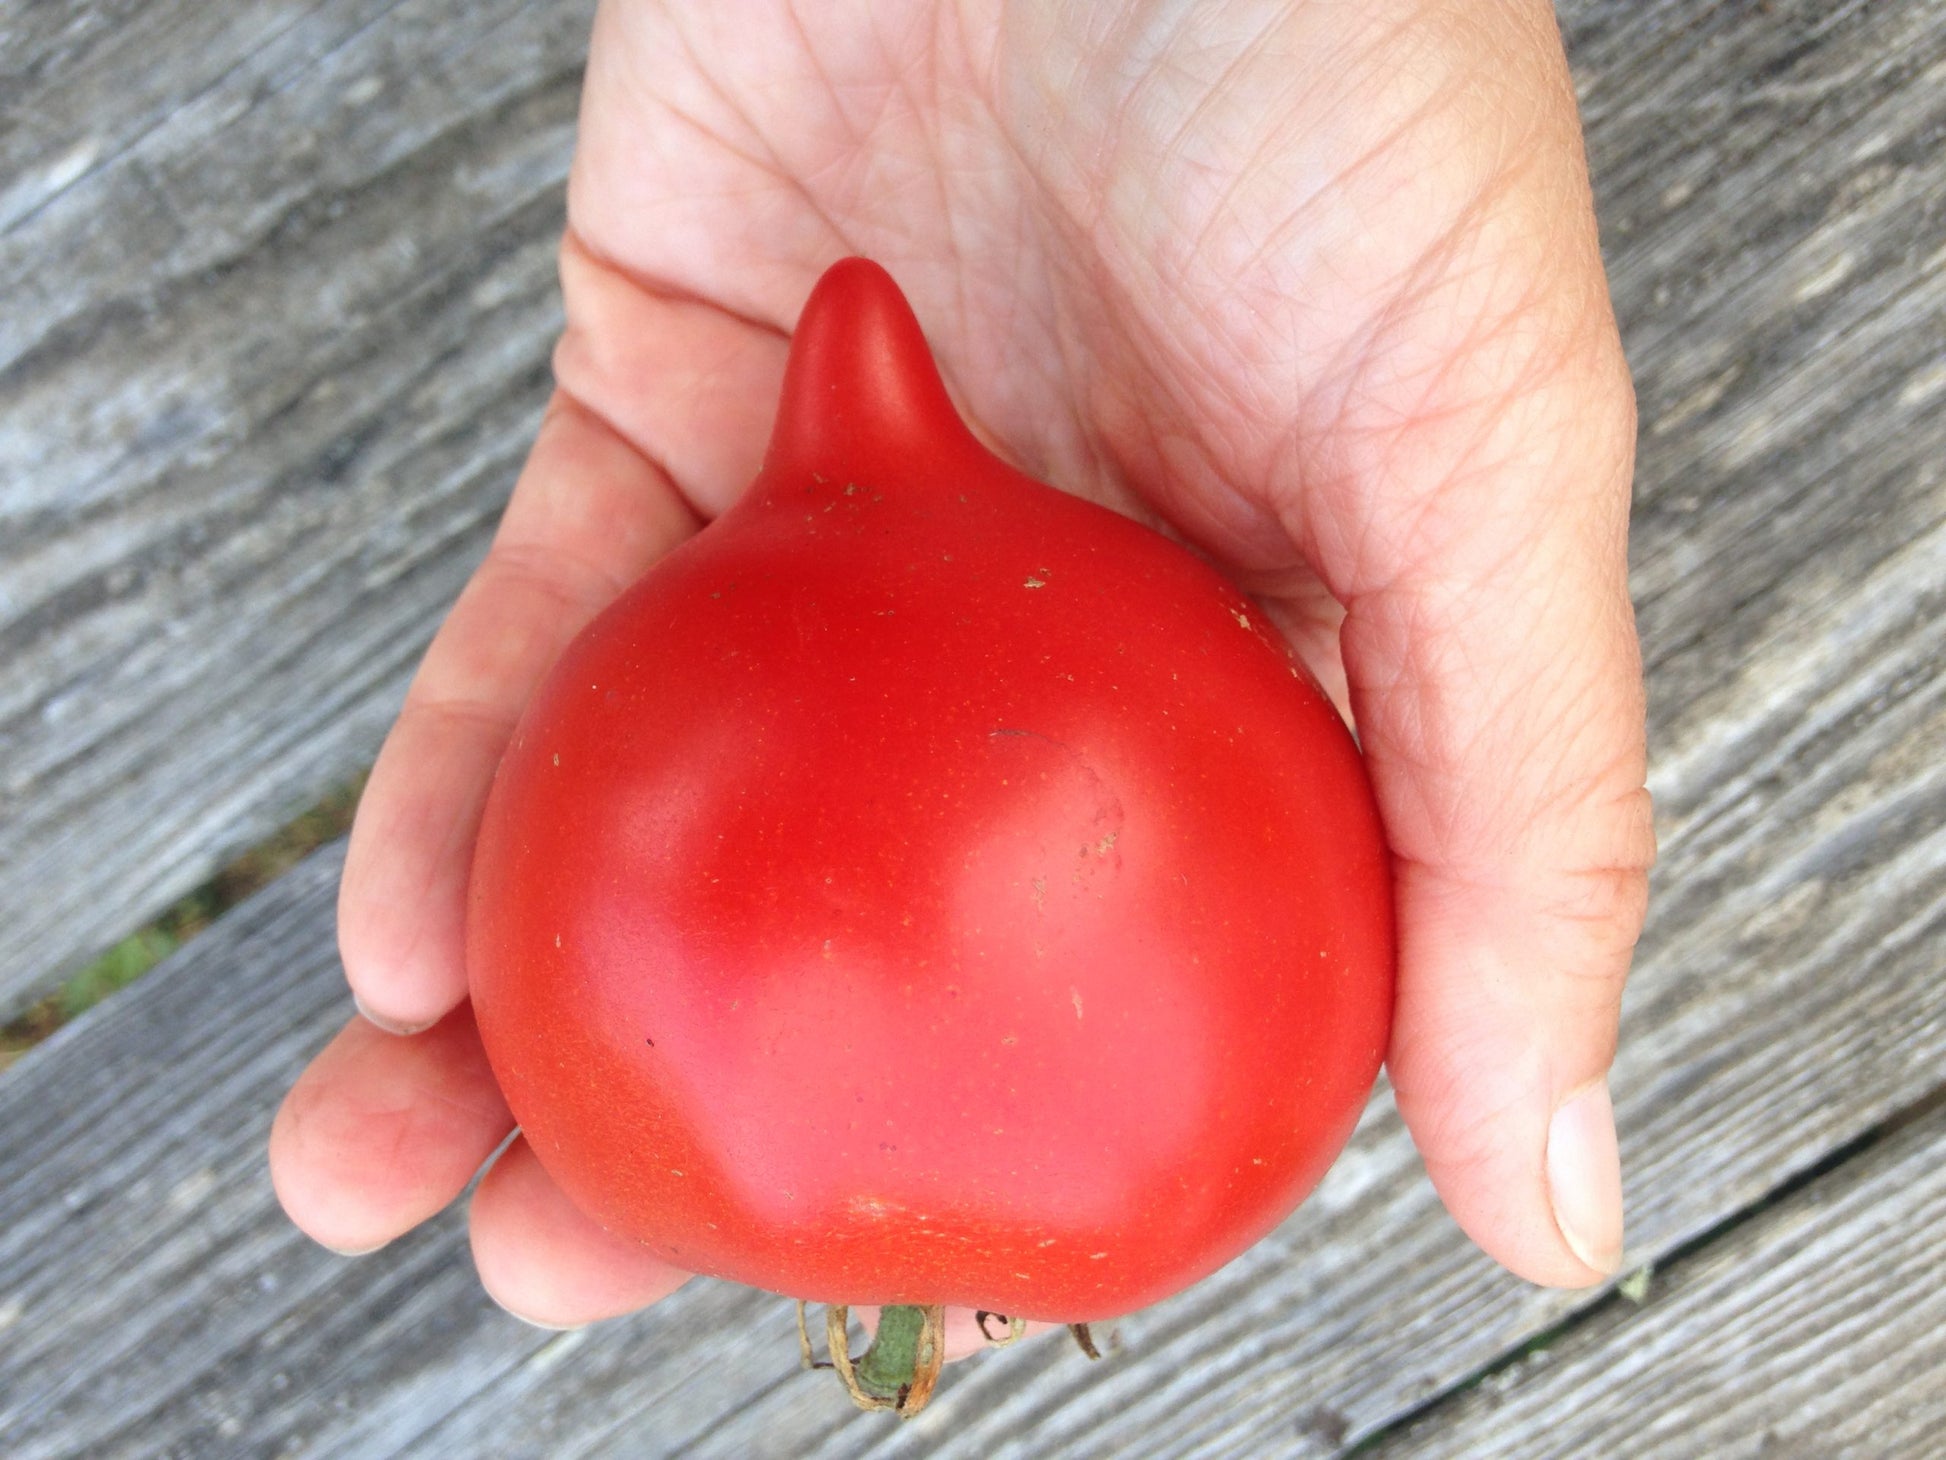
[{"x1": 818, "y1": 1304, "x2": 948, "y2": 1417}]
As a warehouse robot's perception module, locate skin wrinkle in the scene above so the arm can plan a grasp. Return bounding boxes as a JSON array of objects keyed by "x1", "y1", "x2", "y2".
[
  {"x1": 1279, "y1": 10, "x2": 1485, "y2": 223},
  {"x1": 1323, "y1": 377, "x2": 1626, "y2": 759},
  {"x1": 950, "y1": 9, "x2": 1061, "y2": 415},
  {"x1": 987, "y1": 205, "x2": 1194, "y2": 529},
  {"x1": 1159, "y1": 11, "x2": 1307, "y2": 250},
  {"x1": 559, "y1": 228, "x2": 793, "y2": 343},
  {"x1": 913, "y1": 23, "x2": 978, "y2": 361},
  {"x1": 656, "y1": 16, "x2": 1069, "y2": 495},
  {"x1": 1377, "y1": 756, "x2": 1652, "y2": 917},
  {"x1": 1030, "y1": 243, "x2": 1141, "y2": 510},
  {"x1": 1433, "y1": 3, "x2": 1558, "y2": 176},
  {"x1": 1385, "y1": 352, "x2": 1626, "y2": 630},
  {"x1": 1286, "y1": 126, "x2": 1597, "y2": 532},
  {"x1": 911, "y1": 28, "x2": 1028, "y2": 447},
  {"x1": 1152, "y1": 154, "x2": 1549, "y2": 595},
  {"x1": 788, "y1": 0, "x2": 890, "y2": 139},
  {"x1": 1347, "y1": 670, "x2": 1511, "y2": 858},
  {"x1": 1352, "y1": 562, "x2": 1636, "y2": 850},
  {"x1": 1038, "y1": 2, "x2": 1191, "y2": 240},
  {"x1": 549, "y1": 274, "x2": 765, "y2": 521},
  {"x1": 1382, "y1": 229, "x2": 1572, "y2": 433},
  {"x1": 1390, "y1": 227, "x2": 1608, "y2": 458},
  {"x1": 981, "y1": 27, "x2": 1191, "y2": 512},
  {"x1": 795, "y1": 3, "x2": 961, "y2": 256},
  {"x1": 1297, "y1": 205, "x2": 1559, "y2": 589},
  {"x1": 1386, "y1": 826, "x2": 1653, "y2": 929},
  {"x1": 291, "y1": 1097, "x2": 422, "y2": 1222},
  {"x1": 394, "y1": 694, "x2": 522, "y2": 742},
  {"x1": 477, "y1": 534, "x2": 636, "y2": 623},
  {"x1": 411, "y1": 1080, "x2": 515, "y2": 1127},
  {"x1": 1399, "y1": 1014, "x2": 1541, "y2": 1166},
  {"x1": 1239, "y1": 71, "x2": 1464, "y2": 300},
  {"x1": 662, "y1": 9, "x2": 858, "y2": 296},
  {"x1": 949, "y1": 232, "x2": 1097, "y2": 495},
  {"x1": 612, "y1": 79, "x2": 785, "y2": 216},
  {"x1": 367, "y1": 1106, "x2": 434, "y2": 1179}
]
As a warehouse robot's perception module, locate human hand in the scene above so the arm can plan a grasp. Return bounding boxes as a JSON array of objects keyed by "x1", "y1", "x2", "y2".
[{"x1": 271, "y1": 0, "x2": 1650, "y2": 1336}]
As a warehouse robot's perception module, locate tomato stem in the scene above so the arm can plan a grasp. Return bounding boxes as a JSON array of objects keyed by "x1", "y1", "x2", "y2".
[
  {"x1": 820, "y1": 1303, "x2": 946, "y2": 1416},
  {"x1": 856, "y1": 1304, "x2": 928, "y2": 1399},
  {"x1": 1069, "y1": 1322, "x2": 1103, "y2": 1360},
  {"x1": 975, "y1": 1310, "x2": 1028, "y2": 1346}
]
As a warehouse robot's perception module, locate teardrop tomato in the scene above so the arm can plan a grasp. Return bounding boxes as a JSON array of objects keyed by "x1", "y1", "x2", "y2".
[{"x1": 468, "y1": 259, "x2": 1394, "y2": 1323}]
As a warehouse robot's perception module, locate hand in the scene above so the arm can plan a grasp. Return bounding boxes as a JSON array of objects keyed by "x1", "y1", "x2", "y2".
[{"x1": 271, "y1": 0, "x2": 1651, "y2": 1335}]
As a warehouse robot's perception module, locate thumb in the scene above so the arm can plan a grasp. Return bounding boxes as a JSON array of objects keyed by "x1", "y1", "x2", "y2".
[{"x1": 1341, "y1": 361, "x2": 1653, "y2": 1289}]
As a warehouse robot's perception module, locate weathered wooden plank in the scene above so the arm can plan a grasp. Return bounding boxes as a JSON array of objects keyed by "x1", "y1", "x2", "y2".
[
  {"x1": 1368, "y1": 1100, "x2": 1946, "y2": 1459},
  {"x1": 2, "y1": 1, "x2": 1943, "y2": 1458},
  {"x1": 0, "y1": 0, "x2": 594, "y2": 1017},
  {"x1": 0, "y1": 2, "x2": 393, "y2": 234},
  {"x1": 0, "y1": 846, "x2": 554, "y2": 1458}
]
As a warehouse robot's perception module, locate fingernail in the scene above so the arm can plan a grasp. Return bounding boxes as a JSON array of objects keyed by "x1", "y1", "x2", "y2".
[
  {"x1": 489, "y1": 1297, "x2": 589, "y2": 1333},
  {"x1": 1547, "y1": 1078, "x2": 1624, "y2": 1278},
  {"x1": 321, "y1": 1238, "x2": 389, "y2": 1257},
  {"x1": 353, "y1": 993, "x2": 435, "y2": 1037}
]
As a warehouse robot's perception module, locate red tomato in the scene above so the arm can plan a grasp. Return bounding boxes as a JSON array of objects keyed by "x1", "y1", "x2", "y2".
[{"x1": 468, "y1": 259, "x2": 1393, "y2": 1323}]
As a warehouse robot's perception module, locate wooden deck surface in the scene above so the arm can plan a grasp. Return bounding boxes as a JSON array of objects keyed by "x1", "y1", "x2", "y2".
[{"x1": 3, "y1": 1, "x2": 1944, "y2": 1456}]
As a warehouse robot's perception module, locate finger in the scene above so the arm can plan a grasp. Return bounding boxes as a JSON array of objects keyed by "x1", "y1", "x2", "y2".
[
  {"x1": 1263, "y1": 5, "x2": 1658, "y2": 1288},
  {"x1": 342, "y1": 246, "x2": 789, "y2": 1032},
  {"x1": 469, "y1": 1136, "x2": 689, "y2": 1329},
  {"x1": 269, "y1": 1004, "x2": 513, "y2": 1255},
  {"x1": 1335, "y1": 347, "x2": 1651, "y2": 1287},
  {"x1": 337, "y1": 393, "x2": 701, "y2": 1030}
]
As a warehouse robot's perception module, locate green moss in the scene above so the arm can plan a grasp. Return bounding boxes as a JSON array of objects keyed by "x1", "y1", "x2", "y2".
[{"x1": 0, "y1": 772, "x2": 367, "y2": 1072}]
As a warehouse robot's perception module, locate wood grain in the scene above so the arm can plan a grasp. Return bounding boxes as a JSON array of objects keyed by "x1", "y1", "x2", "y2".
[
  {"x1": 1369, "y1": 1100, "x2": 1946, "y2": 1459},
  {"x1": 0, "y1": 2, "x2": 388, "y2": 234},
  {"x1": 0, "y1": 0, "x2": 595, "y2": 1016},
  {"x1": 1, "y1": 0, "x2": 1943, "y2": 1456}
]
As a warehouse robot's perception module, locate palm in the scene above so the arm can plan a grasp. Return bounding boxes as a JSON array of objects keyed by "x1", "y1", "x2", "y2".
[
  {"x1": 274, "y1": 0, "x2": 1648, "y2": 1334},
  {"x1": 568, "y1": 1, "x2": 1605, "y2": 712}
]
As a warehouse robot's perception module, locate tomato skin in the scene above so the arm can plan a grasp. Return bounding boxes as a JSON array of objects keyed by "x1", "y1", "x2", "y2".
[{"x1": 468, "y1": 260, "x2": 1394, "y2": 1322}]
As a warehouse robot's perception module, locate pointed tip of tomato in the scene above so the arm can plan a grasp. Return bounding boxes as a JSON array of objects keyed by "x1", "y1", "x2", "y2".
[{"x1": 765, "y1": 257, "x2": 978, "y2": 479}]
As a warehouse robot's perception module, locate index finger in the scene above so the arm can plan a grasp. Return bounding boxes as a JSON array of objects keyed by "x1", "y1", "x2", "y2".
[{"x1": 341, "y1": 266, "x2": 786, "y2": 1029}]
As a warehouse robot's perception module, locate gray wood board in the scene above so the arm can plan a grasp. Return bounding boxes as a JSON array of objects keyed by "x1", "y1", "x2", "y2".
[
  {"x1": 1368, "y1": 1098, "x2": 1946, "y2": 1460},
  {"x1": 0, "y1": 0, "x2": 596, "y2": 1016},
  {"x1": 2, "y1": 0, "x2": 1944, "y2": 1456}
]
